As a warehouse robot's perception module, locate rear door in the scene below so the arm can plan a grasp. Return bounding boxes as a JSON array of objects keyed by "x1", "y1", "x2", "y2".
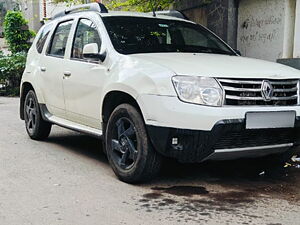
[{"x1": 39, "y1": 20, "x2": 74, "y2": 118}]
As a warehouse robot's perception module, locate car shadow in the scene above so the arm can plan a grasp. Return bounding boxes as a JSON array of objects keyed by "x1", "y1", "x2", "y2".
[
  {"x1": 45, "y1": 129, "x2": 107, "y2": 163},
  {"x1": 45, "y1": 128, "x2": 300, "y2": 204}
]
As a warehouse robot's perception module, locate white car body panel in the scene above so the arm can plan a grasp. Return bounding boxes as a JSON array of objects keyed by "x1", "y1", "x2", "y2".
[
  {"x1": 39, "y1": 55, "x2": 66, "y2": 118},
  {"x1": 131, "y1": 53, "x2": 300, "y2": 79},
  {"x1": 138, "y1": 94, "x2": 300, "y2": 130}
]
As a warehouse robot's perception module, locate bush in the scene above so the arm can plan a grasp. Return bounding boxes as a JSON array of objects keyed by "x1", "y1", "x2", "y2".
[
  {"x1": 0, "y1": 52, "x2": 27, "y2": 96},
  {"x1": 3, "y1": 11, "x2": 35, "y2": 53}
]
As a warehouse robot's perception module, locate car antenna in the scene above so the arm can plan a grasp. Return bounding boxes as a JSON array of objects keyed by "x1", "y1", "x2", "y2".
[
  {"x1": 150, "y1": 0, "x2": 156, "y2": 17},
  {"x1": 152, "y1": 8, "x2": 156, "y2": 17}
]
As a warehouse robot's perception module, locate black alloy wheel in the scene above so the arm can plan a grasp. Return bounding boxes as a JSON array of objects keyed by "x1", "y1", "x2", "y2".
[
  {"x1": 111, "y1": 117, "x2": 138, "y2": 170},
  {"x1": 25, "y1": 94, "x2": 37, "y2": 134},
  {"x1": 24, "y1": 90, "x2": 52, "y2": 140},
  {"x1": 106, "y1": 104, "x2": 162, "y2": 183}
]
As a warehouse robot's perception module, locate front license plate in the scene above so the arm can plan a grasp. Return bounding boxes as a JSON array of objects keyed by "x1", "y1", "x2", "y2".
[{"x1": 246, "y1": 111, "x2": 295, "y2": 129}]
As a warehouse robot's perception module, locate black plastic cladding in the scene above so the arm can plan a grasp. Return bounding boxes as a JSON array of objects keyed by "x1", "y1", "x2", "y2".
[{"x1": 146, "y1": 118, "x2": 300, "y2": 163}]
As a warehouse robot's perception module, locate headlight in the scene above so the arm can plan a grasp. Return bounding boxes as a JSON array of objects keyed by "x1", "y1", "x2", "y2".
[{"x1": 172, "y1": 76, "x2": 224, "y2": 106}]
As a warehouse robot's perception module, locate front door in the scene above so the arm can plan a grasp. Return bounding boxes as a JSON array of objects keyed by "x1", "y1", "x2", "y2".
[{"x1": 62, "y1": 18, "x2": 107, "y2": 129}]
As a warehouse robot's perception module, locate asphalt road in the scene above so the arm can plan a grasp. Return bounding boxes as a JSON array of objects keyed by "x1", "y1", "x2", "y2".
[{"x1": 0, "y1": 97, "x2": 300, "y2": 225}]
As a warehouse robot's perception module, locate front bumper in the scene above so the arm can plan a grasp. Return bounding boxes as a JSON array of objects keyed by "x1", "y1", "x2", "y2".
[
  {"x1": 139, "y1": 94, "x2": 300, "y2": 162},
  {"x1": 138, "y1": 95, "x2": 300, "y2": 130},
  {"x1": 147, "y1": 118, "x2": 300, "y2": 163}
]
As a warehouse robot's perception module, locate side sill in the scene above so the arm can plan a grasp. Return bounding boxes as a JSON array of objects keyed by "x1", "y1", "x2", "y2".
[{"x1": 39, "y1": 104, "x2": 103, "y2": 139}]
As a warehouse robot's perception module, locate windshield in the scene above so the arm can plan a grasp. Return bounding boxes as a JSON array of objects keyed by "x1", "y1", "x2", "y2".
[{"x1": 102, "y1": 16, "x2": 236, "y2": 55}]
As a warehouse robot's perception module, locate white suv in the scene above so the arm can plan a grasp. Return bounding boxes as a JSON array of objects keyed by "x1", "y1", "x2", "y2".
[{"x1": 20, "y1": 3, "x2": 300, "y2": 183}]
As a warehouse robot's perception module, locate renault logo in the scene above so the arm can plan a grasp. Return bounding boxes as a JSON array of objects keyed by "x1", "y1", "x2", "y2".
[{"x1": 261, "y1": 80, "x2": 274, "y2": 101}]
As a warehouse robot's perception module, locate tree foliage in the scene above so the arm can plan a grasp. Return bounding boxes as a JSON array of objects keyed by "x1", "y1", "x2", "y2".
[
  {"x1": 3, "y1": 11, "x2": 35, "y2": 53},
  {"x1": 106, "y1": 0, "x2": 175, "y2": 12},
  {"x1": 52, "y1": 0, "x2": 85, "y2": 5},
  {"x1": 0, "y1": 52, "x2": 27, "y2": 96},
  {"x1": 53, "y1": 0, "x2": 175, "y2": 12}
]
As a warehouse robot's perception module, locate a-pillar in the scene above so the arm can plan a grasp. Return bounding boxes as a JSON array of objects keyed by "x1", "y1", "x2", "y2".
[{"x1": 174, "y1": 0, "x2": 239, "y2": 49}]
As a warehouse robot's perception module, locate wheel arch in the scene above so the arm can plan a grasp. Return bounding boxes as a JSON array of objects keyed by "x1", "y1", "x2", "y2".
[
  {"x1": 20, "y1": 82, "x2": 35, "y2": 120},
  {"x1": 101, "y1": 90, "x2": 143, "y2": 134}
]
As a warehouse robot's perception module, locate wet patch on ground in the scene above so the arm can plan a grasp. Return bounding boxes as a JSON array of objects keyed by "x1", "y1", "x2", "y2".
[
  {"x1": 207, "y1": 159, "x2": 300, "y2": 202},
  {"x1": 137, "y1": 186, "x2": 261, "y2": 224},
  {"x1": 142, "y1": 192, "x2": 163, "y2": 199},
  {"x1": 135, "y1": 157, "x2": 300, "y2": 223},
  {"x1": 151, "y1": 186, "x2": 209, "y2": 197}
]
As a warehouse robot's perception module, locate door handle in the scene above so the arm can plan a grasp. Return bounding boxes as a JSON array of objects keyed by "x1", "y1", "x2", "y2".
[
  {"x1": 63, "y1": 71, "x2": 72, "y2": 77},
  {"x1": 40, "y1": 67, "x2": 46, "y2": 72}
]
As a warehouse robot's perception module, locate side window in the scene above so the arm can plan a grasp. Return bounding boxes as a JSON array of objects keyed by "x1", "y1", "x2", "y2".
[
  {"x1": 48, "y1": 20, "x2": 73, "y2": 57},
  {"x1": 36, "y1": 23, "x2": 53, "y2": 54},
  {"x1": 72, "y1": 19, "x2": 101, "y2": 60}
]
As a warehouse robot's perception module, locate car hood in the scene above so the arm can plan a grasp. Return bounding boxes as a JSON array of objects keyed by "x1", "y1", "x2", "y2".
[{"x1": 130, "y1": 53, "x2": 300, "y2": 79}]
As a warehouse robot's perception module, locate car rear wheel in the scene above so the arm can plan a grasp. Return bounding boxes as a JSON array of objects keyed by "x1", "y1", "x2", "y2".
[
  {"x1": 24, "y1": 90, "x2": 52, "y2": 140},
  {"x1": 105, "y1": 104, "x2": 162, "y2": 183}
]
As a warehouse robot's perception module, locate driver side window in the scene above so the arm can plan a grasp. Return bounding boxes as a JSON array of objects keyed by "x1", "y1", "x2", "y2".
[{"x1": 72, "y1": 19, "x2": 102, "y2": 60}]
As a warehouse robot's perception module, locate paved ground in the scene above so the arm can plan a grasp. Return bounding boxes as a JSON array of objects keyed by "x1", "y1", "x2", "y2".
[{"x1": 0, "y1": 97, "x2": 300, "y2": 225}]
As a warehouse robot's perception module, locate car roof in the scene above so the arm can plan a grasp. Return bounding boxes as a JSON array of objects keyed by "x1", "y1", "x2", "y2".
[
  {"x1": 51, "y1": 9, "x2": 191, "y2": 24},
  {"x1": 51, "y1": 3, "x2": 192, "y2": 23}
]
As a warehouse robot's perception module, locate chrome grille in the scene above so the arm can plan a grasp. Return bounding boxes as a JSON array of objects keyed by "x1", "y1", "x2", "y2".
[{"x1": 218, "y1": 78, "x2": 299, "y2": 106}]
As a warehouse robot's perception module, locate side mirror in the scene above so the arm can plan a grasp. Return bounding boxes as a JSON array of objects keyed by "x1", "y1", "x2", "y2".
[
  {"x1": 234, "y1": 49, "x2": 242, "y2": 56},
  {"x1": 83, "y1": 43, "x2": 106, "y2": 62}
]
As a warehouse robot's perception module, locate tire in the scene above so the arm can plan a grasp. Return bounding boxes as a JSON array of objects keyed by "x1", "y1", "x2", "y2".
[
  {"x1": 24, "y1": 90, "x2": 52, "y2": 140},
  {"x1": 105, "y1": 104, "x2": 162, "y2": 183}
]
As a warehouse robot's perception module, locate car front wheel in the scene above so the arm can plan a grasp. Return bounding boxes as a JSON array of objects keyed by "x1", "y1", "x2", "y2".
[{"x1": 105, "y1": 104, "x2": 162, "y2": 183}]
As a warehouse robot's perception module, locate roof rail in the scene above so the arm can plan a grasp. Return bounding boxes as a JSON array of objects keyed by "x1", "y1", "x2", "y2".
[
  {"x1": 52, "y1": 3, "x2": 107, "y2": 20},
  {"x1": 151, "y1": 10, "x2": 189, "y2": 20}
]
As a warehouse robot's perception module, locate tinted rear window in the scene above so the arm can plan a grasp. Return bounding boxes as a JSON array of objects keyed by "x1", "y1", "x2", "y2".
[{"x1": 36, "y1": 23, "x2": 53, "y2": 54}]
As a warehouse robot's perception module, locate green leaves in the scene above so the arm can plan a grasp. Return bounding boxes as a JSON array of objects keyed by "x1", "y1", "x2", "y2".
[
  {"x1": 52, "y1": 0, "x2": 85, "y2": 6},
  {"x1": 1, "y1": 11, "x2": 31, "y2": 95},
  {"x1": 53, "y1": 0, "x2": 175, "y2": 12},
  {"x1": 106, "y1": 0, "x2": 175, "y2": 12},
  {"x1": 3, "y1": 11, "x2": 36, "y2": 54},
  {"x1": 0, "y1": 52, "x2": 27, "y2": 96}
]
